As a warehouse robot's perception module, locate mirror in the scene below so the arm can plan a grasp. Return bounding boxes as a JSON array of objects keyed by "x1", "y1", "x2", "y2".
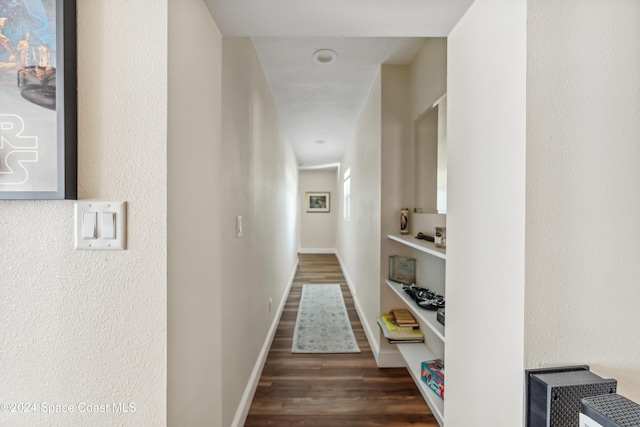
[{"x1": 414, "y1": 94, "x2": 447, "y2": 214}]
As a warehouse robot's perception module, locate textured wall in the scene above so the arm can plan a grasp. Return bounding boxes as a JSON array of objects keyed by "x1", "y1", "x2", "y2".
[
  {"x1": 525, "y1": 0, "x2": 640, "y2": 402},
  {"x1": 220, "y1": 37, "x2": 299, "y2": 427},
  {"x1": 167, "y1": 0, "x2": 222, "y2": 425},
  {"x1": 299, "y1": 170, "x2": 338, "y2": 252},
  {"x1": 446, "y1": 0, "x2": 527, "y2": 425},
  {"x1": 0, "y1": 0, "x2": 168, "y2": 426}
]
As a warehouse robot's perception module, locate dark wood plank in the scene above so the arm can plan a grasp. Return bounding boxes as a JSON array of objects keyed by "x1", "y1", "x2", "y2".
[{"x1": 244, "y1": 254, "x2": 437, "y2": 427}]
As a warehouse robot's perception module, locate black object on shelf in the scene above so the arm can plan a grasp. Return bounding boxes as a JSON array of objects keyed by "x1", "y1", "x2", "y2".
[
  {"x1": 437, "y1": 310, "x2": 445, "y2": 326},
  {"x1": 415, "y1": 232, "x2": 435, "y2": 243},
  {"x1": 404, "y1": 287, "x2": 445, "y2": 310}
]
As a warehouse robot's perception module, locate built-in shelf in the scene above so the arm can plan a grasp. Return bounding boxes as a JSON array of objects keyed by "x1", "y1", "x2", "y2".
[
  {"x1": 386, "y1": 233, "x2": 446, "y2": 426},
  {"x1": 387, "y1": 234, "x2": 446, "y2": 260},
  {"x1": 396, "y1": 343, "x2": 444, "y2": 426},
  {"x1": 386, "y1": 279, "x2": 445, "y2": 342}
]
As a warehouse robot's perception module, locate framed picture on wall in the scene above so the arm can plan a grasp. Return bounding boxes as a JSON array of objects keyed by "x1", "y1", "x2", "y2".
[
  {"x1": 0, "y1": 0, "x2": 77, "y2": 200},
  {"x1": 306, "y1": 192, "x2": 330, "y2": 213}
]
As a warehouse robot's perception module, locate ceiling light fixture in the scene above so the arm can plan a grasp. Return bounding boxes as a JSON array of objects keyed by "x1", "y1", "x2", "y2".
[
  {"x1": 312, "y1": 49, "x2": 338, "y2": 65},
  {"x1": 315, "y1": 139, "x2": 327, "y2": 144}
]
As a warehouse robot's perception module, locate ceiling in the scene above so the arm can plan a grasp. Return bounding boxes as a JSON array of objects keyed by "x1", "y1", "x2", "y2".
[{"x1": 204, "y1": 0, "x2": 475, "y2": 169}]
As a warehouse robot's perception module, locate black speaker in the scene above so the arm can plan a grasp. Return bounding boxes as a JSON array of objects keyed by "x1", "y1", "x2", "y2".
[
  {"x1": 582, "y1": 393, "x2": 640, "y2": 427},
  {"x1": 526, "y1": 366, "x2": 617, "y2": 427}
]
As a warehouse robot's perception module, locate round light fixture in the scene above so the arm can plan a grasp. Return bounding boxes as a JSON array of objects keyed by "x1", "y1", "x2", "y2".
[
  {"x1": 312, "y1": 49, "x2": 338, "y2": 65},
  {"x1": 315, "y1": 139, "x2": 327, "y2": 145}
]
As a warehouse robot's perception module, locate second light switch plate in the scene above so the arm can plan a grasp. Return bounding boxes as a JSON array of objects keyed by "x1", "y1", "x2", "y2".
[{"x1": 75, "y1": 201, "x2": 127, "y2": 250}]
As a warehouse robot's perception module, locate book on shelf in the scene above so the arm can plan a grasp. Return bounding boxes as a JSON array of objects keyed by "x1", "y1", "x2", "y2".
[
  {"x1": 377, "y1": 314, "x2": 424, "y2": 343},
  {"x1": 385, "y1": 338, "x2": 426, "y2": 344},
  {"x1": 421, "y1": 359, "x2": 445, "y2": 399},
  {"x1": 390, "y1": 309, "x2": 420, "y2": 328}
]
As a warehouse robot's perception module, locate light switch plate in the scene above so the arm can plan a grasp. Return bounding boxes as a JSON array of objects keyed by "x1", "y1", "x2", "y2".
[{"x1": 75, "y1": 201, "x2": 127, "y2": 250}]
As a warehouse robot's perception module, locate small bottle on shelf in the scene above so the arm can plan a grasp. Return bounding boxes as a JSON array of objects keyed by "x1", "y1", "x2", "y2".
[
  {"x1": 434, "y1": 227, "x2": 446, "y2": 248},
  {"x1": 400, "y1": 208, "x2": 410, "y2": 235}
]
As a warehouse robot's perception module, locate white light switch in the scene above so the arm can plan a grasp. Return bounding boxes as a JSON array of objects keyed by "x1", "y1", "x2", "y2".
[
  {"x1": 75, "y1": 201, "x2": 127, "y2": 250},
  {"x1": 82, "y1": 212, "x2": 97, "y2": 239},
  {"x1": 102, "y1": 212, "x2": 115, "y2": 239}
]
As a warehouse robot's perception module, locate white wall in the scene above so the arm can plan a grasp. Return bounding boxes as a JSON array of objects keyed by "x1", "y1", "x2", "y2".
[
  {"x1": 446, "y1": 0, "x2": 527, "y2": 426},
  {"x1": 168, "y1": 1, "x2": 222, "y2": 425},
  {"x1": 379, "y1": 65, "x2": 417, "y2": 365},
  {"x1": 409, "y1": 38, "x2": 448, "y2": 121},
  {"x1": 220, "y1": 37, "x2": 299, "y2": 427},
  {"x1": 525, "y1": 0, "x2": 640, "y2": 402},
  {"x1": 380, "y1": 65, "x2": 413, "y2": 243},
  {"x1": 336, "y1": 71, "x2": 382, "y2": 358},
  {"x1": 410, "y1": 37, "x2": 448, "y2": 230},
  {"x1": 299, "y1": 170, "x2": 337, "y2": 253},
  {"x1": 0, "y1": 0, "x2": 168, "y2": 425}
]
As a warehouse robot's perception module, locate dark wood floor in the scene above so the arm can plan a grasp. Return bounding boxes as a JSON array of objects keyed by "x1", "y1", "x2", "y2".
[{"x1": 244, "y1": 253, "x2": 437, "y2": 427}]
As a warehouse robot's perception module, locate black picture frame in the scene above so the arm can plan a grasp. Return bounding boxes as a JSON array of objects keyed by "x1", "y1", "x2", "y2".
[{"x1": 0, "y1": 0, "x2": 77, "y2": 200}]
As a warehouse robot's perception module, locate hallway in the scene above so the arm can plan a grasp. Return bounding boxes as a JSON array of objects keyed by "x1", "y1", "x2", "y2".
[{"x1": 244, "y1": 254, "x2": 438, "y2": 426}]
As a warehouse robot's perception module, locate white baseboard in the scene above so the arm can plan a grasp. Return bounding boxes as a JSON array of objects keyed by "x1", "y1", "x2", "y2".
[
  {"x1": 376, "y1": 348, "x2": 406, "y2": 368},
  {"x1": 298, "y1": 248, "x2": 336, "y2": 254},
  {"x1": 335, "y1": 251, "x2": 382, "y2": 365},
  {"x1": 230, "y1": 256, "x2": 299, "y2": 427}
]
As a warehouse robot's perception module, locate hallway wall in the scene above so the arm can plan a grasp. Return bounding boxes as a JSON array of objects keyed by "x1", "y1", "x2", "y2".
[
  {"x1": 336, "y1": 71, "x2": 383, "y2": 358},
  {"x1": 0, "y1": 0, "x2": 169, "y2": 425},
  {"x1": 379, "y1": 65, "x2": 414, "y2": 364},
  {"x1": 446, "y1": 0, "x2": 527, "y2": 425},
  {"x1": 409, "y1": 38, "x2": 448, "y2": 122},
  {"x1": 220, "y1": 37, "x2": 300, "y2": 427},
  {"x1": 299, "y1": 170, "x2": 337, "y2": 253},
  {"x1": 168, "y1": 0, "x2": 223, "y2": 425}
]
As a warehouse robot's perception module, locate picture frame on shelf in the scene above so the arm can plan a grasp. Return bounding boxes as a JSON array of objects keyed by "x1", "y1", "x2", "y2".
[
  {"x1": 389, "y1": 255, "x2": 416, "y2": 285},
  {"x1": 306, "y1": 191, "x2": 330, "y2": 213},
  {"x1": 0, "y1": 0, "x2": 77, "y2": 200}
]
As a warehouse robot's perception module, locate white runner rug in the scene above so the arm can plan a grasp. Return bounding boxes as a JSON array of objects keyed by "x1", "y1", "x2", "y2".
[{"x1": 292, "y1": 284, "x2": 360, "y2": 353}]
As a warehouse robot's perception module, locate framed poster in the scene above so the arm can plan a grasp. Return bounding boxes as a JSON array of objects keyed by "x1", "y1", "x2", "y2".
[
  {"x1": 0, "y1": 0, "x2": 77, "y2": 199},
  {"x1": 306, "y1": 192, "x2": 330, "y2": 213}
]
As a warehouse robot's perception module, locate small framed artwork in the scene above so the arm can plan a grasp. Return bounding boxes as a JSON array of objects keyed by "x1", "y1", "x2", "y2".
[
  {"x1": 389, "y1": 255, "x2": 416, "y2": 286},
  {"x1": 0, "y1": 0, "x2": 77, "y2": 200},
  {"x1": 306, "y1": 191, "x2": 330, "y2": 213}
]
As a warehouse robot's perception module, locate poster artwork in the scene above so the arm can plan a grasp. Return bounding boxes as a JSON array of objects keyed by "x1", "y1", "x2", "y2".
[{"x1": 0, "y1": 0, "x2": 61, "y2": 194}]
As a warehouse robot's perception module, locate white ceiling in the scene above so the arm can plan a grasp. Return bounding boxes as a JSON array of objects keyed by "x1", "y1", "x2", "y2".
[
  {"x1": 204, "y1": 0, "x2": 475, "y2": 169},
  {"x1": 252, "y1": 37, "x2": 424, "y2": 168}
]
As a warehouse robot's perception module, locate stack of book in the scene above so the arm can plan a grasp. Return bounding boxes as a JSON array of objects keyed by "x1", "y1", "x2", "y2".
[
  {"x1": 377, "y1": 310, "x2": 424, "y2": 344},
  {"x1": 390, "y1": 309, "x2": 420, "y2": 328}
]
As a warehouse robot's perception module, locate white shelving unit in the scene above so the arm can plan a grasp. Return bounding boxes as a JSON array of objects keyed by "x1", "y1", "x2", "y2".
[
  {"x1": 397, "y1": 343, "x2": 444, "y2": 426},
  {"x1": 387, "y1": 234, "x2": 446, "y2": 260},
  {"x1": 387, "y1": 234, "x2": 446, "y2": 426},
  {"x1": 385, "y1": 279, "x2": 445, "y2": 341}
]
